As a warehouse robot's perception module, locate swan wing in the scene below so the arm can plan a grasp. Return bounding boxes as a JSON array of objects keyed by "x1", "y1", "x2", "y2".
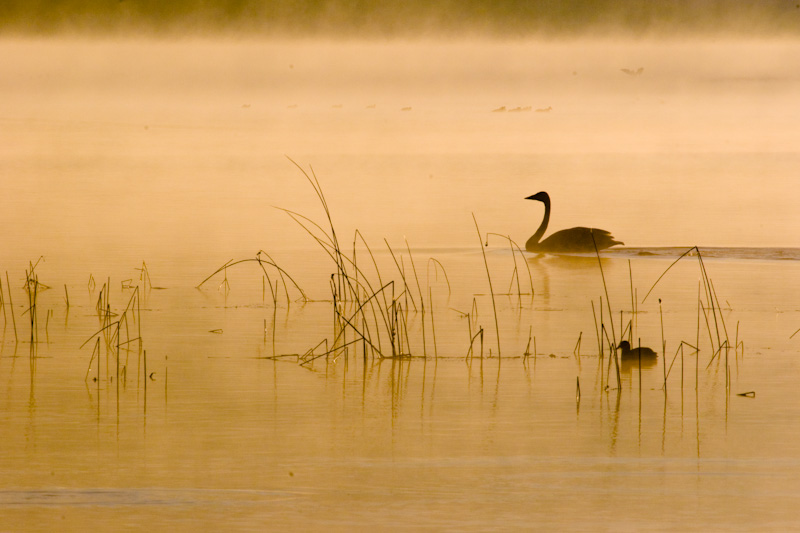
[{"x1": 536, "y1": 227, "x2": 623, "y2": 253}]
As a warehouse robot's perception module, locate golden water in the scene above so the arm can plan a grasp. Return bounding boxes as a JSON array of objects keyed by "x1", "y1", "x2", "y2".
[{"x1": 1, "y1": 38, "x2": 800, "y2": 530}]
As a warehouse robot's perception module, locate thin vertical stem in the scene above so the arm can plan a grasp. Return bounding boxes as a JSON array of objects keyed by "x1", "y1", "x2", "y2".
[{"x1": 473, "y1": 214, "x2": 501, "y2": 358}]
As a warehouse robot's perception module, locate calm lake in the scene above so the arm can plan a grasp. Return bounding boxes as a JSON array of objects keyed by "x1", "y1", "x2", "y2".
[{"x1": 1, "y1": 37, "x2": 800, "y2": 531}]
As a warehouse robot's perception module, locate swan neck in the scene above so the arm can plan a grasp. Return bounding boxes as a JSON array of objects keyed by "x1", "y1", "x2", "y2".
[{"x1": 525, "y1": 196, "x2": 550, "y2": 251}]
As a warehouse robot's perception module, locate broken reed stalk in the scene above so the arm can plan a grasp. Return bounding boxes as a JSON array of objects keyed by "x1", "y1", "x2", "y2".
[
  {"x1": 524, "y1": 325, "x2": 533, "y2": 358},
  {"x1": 709, "y1": 279, "x2": 729, "y2": 347},
  {"x1": 429, "y1": 287, "x2": 438, "y2": 358},
  {"x1": 659, "y1": 298, "x2": 666, "y2": 390},
  {"x1": 426, "y1": 258, "x2": 452, "y2": 299},
  {"x1": 698, "y1": 258, "x2": 723, "y2": 350},
  {"x1": 591, "y1": 300, "x2": 601, "y2": 358},
  {"x1": 485, "y1": 233, "x2": 535, "y2": 304},
  {"x1": 601, "y1": 324, "x2": 620, "y2": 388},
  {"x1": 628, "y1": 259, "x2": 635, "y2": 342},
  {"x1": 465, "y1": 310, "x2": 474, "y2": 360},
  {"x1": 84, "y1": 337, "x2": 101, "y2": 381},
  {"x1": 638, "y1": 337, "x2": 642, "y2": 395},
  {"x1": 143, "y1": 349, "x2": 147, "y2": 399},
  {"x1": 708, "y1": 278, "x2": 731, "y2": 391},
  {"x1": 465, "y1": 328, "x2": 485, "y2": 359},
  {"x1": 681, "y1": 342, "x2": 684, "y2": 390},
  {"x1": 6, "y1": 271, "x2": 17, "y2": 342},
  {"x1": 385, "y1": 240, "x2": 417, "y2": 311},
  {"x1": 352, "y1": 231, "x2": 391, "y2": 356},
  {"x1": 696, "y1": 281, "x2": 701, "y2": 390},
  {"x1": 137, "y1": 261, "x2": 152, "y2": 291},
  {"x1": 591, "y1": 232, "x2": 619, "y2": 389},
  {"x1": 472, "y1": 214, "x2": 501, "y2": 358},
  {"x1": 665, "y1": 341, "x2": 690, "y2": 381},
  {"x1": 700, "y1": 300, "x2": 715, "y2": 358},
  {"x1": 45, "y1": 309, "x2": 52, "y2": 342},
  {"x1": 398, "y1": 302, "x2": 413, "y2": 356},
  {"x1": 705, "y1": 341, "x2": 730, "y2": 371},
  {"x1": 599, "y1": 297, "x2": 603, "y2": 355},
  {"x1": 259, "y1": 250, "x2": 293, "y2": 306},
  {"x1": 0, "y1": 275, "x2": 5, "y2": 325},
  {"x1": 405, "y1": 239, "x2": 427, "y2": 357},
  {"x1": 272, "y1": 280, "x2": 278, "y2": 357}
]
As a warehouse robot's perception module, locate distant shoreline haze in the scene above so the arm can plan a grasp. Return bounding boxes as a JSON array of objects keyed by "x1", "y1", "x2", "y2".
[{"x1": 1, "y1": 0, "x2": 799, "y2": 37}]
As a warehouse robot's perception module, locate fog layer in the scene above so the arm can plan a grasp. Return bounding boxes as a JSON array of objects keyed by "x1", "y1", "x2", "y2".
[{"x1": 2, "y1": 1, "x2": 799, "y2": 37}]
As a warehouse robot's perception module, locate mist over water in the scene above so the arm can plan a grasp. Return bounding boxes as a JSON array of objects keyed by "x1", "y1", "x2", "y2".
[
  {"x1": 2, "y1": 7, "x2": 800, "y2": 531},
  {"x1": 2, "y1": 37, "x2": 800, "y2": 264},
  {"x1": 3, "y1": 0, "x2": 800, "y2": 37}
]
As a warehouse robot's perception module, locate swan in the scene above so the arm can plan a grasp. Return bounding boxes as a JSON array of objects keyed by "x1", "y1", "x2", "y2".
[
  {"x1": 524, "y1": 192, "x2": 623, "y2": 253},
  {"x1": 617, "y1": 340, "x2": 658, "y2": 359}
]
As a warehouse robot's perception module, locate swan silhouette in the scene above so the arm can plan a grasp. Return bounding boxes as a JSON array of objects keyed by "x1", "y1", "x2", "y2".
[
  {"x1": 525, "y1": 192, "x2": 623, "y2": 253},
  {"x1": 617, "y1": 341, "x2": 658, "y2": 359}
]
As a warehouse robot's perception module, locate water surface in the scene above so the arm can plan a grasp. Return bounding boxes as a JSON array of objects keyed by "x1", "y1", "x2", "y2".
[{"x1": 1, "y1": 37, "x2": 800, "y2": 531}]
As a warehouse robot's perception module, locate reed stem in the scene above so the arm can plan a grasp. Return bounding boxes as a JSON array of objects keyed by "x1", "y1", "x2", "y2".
[{"x1": 472, "y1": 214, "x2": 501, "y2": 358}]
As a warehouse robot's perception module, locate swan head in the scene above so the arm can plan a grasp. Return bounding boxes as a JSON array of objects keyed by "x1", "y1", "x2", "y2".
[{"x1": 525, "y1": 191, "x2": 550, "y2": 203}]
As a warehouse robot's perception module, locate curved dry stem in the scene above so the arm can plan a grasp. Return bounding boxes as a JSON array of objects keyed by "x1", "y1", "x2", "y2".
[{"x1": 641, "y1": 246, "x2": 697, "y2": 303}]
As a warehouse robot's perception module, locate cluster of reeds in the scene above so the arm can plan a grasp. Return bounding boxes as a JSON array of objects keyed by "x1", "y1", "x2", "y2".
[
  {"x1": 82, "y1": 273, "x2": 145, "y2": 391},
  {"x1": 23, "y1": 258, "x2": 53, "y2": 346},
  {"x1": 207, "y1": 159, "x2": 460, "y2": 367},
  {"x1": 0, "y1": 258, "x2": 55, "y2": 354},
  {"x1": 590, "y1": 242, "x2": 742, "y2": 396},
  {"x1": 278, "y1": 160, "x2": 441, "y2": 366},
  {"x1": 643, "y1": 246, "x2": 740, "y2": 392},
  {"x1": 77, "y1": 263, "x2": 166, "y2": 419},
  {"x1": 1, "y1": 271, "x2": 17, "y2": 344}
]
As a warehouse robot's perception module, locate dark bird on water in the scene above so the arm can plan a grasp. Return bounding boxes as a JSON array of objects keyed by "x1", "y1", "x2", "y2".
[
  {"x1": 524, "y1": 192, "x2": 623, "y2": 253},
  {"x1": 617, "y1": 341, "x2": 658, "y2": 359}
]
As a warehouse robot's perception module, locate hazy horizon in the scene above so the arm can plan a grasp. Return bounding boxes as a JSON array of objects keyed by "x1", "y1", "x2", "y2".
[{"x1": 2, "y1": 0, "x2": 800, "y2": 39}]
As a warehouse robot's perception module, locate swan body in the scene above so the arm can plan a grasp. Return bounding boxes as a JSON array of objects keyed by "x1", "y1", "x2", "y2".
[
  {"x1": 617, "y1": 341, "x2": 658, "y2": 359},
  {"x1": 525, "y1": 191, "x2": 623, "y2": 253}
]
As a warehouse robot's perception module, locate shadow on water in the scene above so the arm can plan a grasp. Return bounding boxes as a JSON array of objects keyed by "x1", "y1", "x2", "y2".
[
  {"x1": 526, "y1": 253, "x2": 613, "y2": 303},
  {"x1": 527, "y1": 253, "x2": 611, "y2": 268},
  {"x1": 619, "y1": 353, "x2": 659, "y2": 373}
]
